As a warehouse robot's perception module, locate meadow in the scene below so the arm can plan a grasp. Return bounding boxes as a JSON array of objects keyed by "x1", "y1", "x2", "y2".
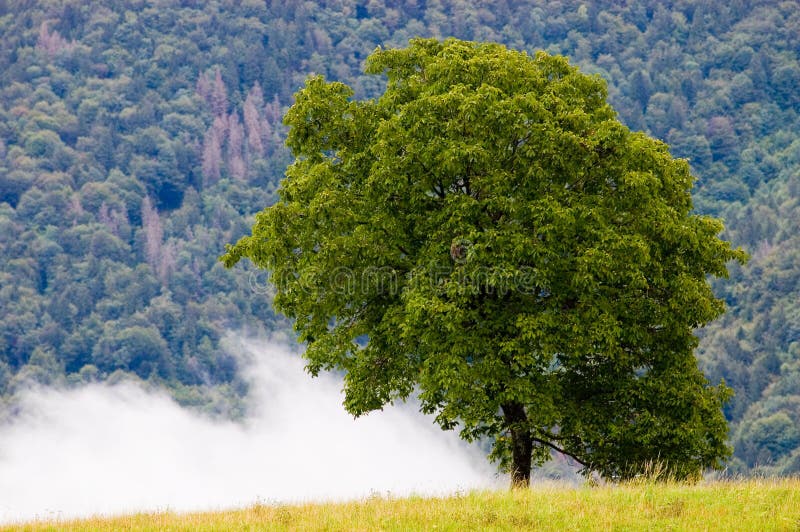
[{"x1": 6, "y1": 478, "x2": 799, "y2": 531}]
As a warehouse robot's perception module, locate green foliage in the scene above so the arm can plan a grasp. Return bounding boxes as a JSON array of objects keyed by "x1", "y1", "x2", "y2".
[
  {"x1": 225, "y1": 39, "x2": 745, "y2": 482},
  {"x1": 0, "y1": 0, "x2": 296, "y2": 414},
  {"x1": 737, "y1": 412, "x2": 800, "y2": 467}
]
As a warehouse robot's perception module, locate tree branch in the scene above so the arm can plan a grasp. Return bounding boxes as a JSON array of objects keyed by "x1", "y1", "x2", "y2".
[{"x1": 531, "y1": 436, "x2": 589, "y2": 468}]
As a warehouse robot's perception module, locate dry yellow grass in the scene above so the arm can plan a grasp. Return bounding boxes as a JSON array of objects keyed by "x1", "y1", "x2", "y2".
[{"x1": 6, "y1": 479, "x2": 799, "y2": 531}]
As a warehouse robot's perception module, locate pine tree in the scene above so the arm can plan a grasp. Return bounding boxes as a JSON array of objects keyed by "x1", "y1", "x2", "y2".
[
  {"x1": 244, "y1": 83, "x2": 265, "y2": 157},
  {"x1": 211, "y1": 68, "x2": 228, "y2": 116},
  {"x1": 201, "y1": 127, "x2": 222, "y2": 186},
  {"x1": 227, "y1": 111, "x2": 246, "y2": 180}
]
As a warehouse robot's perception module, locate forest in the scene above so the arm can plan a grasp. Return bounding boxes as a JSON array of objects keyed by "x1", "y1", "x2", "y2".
[{"x1": 0, "y1": 0, "x2": 798, "y2": 476}]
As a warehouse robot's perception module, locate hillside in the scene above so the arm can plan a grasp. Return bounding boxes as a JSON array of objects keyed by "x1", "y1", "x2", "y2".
[{"x1": 0, "y1": 0, "x2": 799, "y2": 473}]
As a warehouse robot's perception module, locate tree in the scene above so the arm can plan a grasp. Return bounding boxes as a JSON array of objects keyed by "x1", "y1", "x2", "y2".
[
  {"x1": 244, "y1": 82, "x2": 265, "y2": 158},
  {"x1": 227, "y1": 111, "x2": 246, "y2": 180},
  {"x1": 201, "y1": 125, "x2": 223, "y2": 185},
  {"x1": 224, "y1": 38, "x2": 746, "y2": 486}
]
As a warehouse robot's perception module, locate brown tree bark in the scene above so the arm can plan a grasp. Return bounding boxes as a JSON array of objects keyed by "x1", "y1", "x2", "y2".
[{"x1": 501, "y1": 402, "x2": 533, "y2": 488}]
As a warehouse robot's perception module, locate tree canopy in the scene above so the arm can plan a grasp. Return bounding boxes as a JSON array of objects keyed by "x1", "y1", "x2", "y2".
[{"x1": 224, "y1": 38, "x2": 746, "y2": 484}]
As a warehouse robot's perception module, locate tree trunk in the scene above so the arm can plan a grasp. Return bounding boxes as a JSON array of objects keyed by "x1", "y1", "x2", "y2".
[{"x1": 501, "y1": 402, "x2": 533, "y2": 489}]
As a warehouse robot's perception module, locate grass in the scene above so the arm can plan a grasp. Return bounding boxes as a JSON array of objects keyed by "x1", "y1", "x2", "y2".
[{"x1": 5, "y1": 479, "x2": 799, "y2": 531}]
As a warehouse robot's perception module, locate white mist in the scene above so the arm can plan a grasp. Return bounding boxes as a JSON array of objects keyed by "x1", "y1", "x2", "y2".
[{"x1": 0, "y1": 339, "x2": 499, "y2": 524}]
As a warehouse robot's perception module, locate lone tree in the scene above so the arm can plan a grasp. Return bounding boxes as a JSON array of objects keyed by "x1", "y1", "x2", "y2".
[{"x1": 223, "y1": 39, "x2": 746, "y2": 486}]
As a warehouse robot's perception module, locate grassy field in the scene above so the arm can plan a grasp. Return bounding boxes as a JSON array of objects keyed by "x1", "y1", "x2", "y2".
[{"x1": 5, "y1": 479, "x2": 799, "y2": 531}]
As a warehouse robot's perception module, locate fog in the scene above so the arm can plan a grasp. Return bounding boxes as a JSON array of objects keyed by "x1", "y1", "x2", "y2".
[{"x1": 0, "y1": 339, "x2": 499, "y2": 524}]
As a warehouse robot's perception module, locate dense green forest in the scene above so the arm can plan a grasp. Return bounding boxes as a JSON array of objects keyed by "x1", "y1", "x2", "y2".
[{"x1": 0, "y1": 0, "x2": 798, "y2": 475}]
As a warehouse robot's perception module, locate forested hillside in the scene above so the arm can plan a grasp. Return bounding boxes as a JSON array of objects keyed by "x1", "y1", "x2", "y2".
[{"x1": 0, "y1": 0, "x2": 798, "y2": 474}]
